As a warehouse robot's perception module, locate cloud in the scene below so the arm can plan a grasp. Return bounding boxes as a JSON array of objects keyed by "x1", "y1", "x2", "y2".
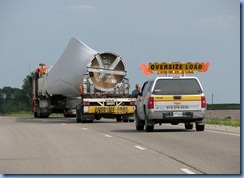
[
  {"x1": 194, "y1": 15, "x2": 239, "y2": 30},
  {"x1": 64, "y1": 5, "x2": 98, "y2": 15}
]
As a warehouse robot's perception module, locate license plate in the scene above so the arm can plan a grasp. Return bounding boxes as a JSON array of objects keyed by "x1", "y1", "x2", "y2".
[
  {"x1": 106, "y1": 102, "x2": 115, "y2": 106},
  {"x1": 173, "y1": 112, "x2": 183, "y2": 117}
]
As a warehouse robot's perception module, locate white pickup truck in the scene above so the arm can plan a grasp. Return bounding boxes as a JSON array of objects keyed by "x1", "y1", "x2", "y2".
[{"x1": 135, "y1": 76, "x2": 207, "y2": 132}]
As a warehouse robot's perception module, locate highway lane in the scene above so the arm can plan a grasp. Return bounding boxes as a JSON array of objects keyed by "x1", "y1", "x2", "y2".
[{"x1": 0, "y1": 116, "x2": 240, "y2": 174}]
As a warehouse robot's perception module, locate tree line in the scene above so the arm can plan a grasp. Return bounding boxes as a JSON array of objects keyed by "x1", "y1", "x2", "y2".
[{"x1": 0, "y1": 74, "x2": 33, "y2": 114}]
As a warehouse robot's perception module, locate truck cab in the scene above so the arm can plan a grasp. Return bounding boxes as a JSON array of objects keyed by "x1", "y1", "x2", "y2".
[{"x1": 135, "y1": 61, "x2": 209, "y2": 132}]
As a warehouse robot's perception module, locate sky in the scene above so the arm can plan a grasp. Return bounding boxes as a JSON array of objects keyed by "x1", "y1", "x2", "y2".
[{"x1": 0, "y1": 0, "x2": 240, "y2": 104}]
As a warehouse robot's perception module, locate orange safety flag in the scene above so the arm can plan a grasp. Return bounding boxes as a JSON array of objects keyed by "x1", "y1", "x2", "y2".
[
  {"x1": 140, "y1": 64, "x2": 153, "y2": 76},
  {"x1": 200, "y1": 61, "x2": 210, "y2": 72}
]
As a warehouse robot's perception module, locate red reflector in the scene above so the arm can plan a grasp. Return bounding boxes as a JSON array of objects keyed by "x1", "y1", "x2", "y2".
[
  {"x1": 83, "y1": 102, "x2": 90, "y2": 106},
  {"x1": 148, "y1": 97, "x2": 154, "y2": 109},
  {"x1": 201, "y1": 96, "x2": 206, "y2": 108}
]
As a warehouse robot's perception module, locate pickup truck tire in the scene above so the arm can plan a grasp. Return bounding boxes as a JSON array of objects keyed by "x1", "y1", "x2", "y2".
[
  {"x1": 135, "y1": 111, "x2": 144, "y2": 131},
  {"x1": 196, "y1": 122, "x2": 205, "y2": 131},
  {"x1": 185, "y1": 123, "x2": 193, "y2": 129},
  {"x1": 144, "y1": 107, "x2": 154, "y2": 132}
]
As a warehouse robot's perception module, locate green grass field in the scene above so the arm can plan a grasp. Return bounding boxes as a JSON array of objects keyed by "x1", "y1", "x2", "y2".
[{"x1": 205, "y1": 118, "x2": 240, "y2": 127}]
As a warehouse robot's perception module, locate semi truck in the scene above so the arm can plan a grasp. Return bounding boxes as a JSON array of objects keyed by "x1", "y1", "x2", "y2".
[{"x1": 32, "y1": 37, "x2": 136, "y2": 122}]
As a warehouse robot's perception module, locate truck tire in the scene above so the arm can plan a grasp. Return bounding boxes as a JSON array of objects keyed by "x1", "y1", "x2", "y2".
[
  {"x1": 135, "y1": 110, "x2": 144, "y2": 131},
  {"x1": 37, "y1": 108, "x2": 41, "y2": 118},
  {"x1": 116, "y1": 116, "x2": 122, "y2": 122},
  {"x1": 122, "y1": 116, "x2": 129, "y2": 122},
  {"x1": 144, "y1": 107, "x2": 154, "y2": 132},
  {"x1": 145, "y1": 125, "x2": 154, "y2": 132},
  {"x1": 196, "y1": 122, "x2": 205, "y2": 131},
  {"x1": 76, "y1": 104, "x2": 82, "y2": 123},
  {"x1": 185, "y1": 123, "x2": 193, "y2": 130}
]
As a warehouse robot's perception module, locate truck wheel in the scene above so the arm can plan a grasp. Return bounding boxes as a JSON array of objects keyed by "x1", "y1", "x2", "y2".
[
  {"x1": 196, "y1": 122, "x2": 205, "y2": 131},
  {"x1": 135, "y1": 111, "x2": 144, "y2": 131},
  {"x1": 37, "y1": 108, "x2": 41, "y2": 118},
  {"x1": 144, "y1": 108, "x2": 154, "y2": 132},
  {"x1": 34, "y1": 112, "x2": 37, "y2": 118},
  {"x1": 145, "y1": 125, "x2": 154, "y2": 132},
  {"x1": 185, "y1": 123, "x2": 193, "y2": 129},
  {"x1": 122, "y1": 116, "x2": 129, "y2": 122},
  {"x1": 116, "y1": 116, "x2": 122, "y2": 122},
  {"x1": 76, "y1": 104, "x2": 82, "y2": 123}
]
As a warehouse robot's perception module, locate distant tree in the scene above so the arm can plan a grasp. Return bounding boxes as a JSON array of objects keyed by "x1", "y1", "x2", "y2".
[
  {"x1": 21, "y1": 73, "x2": 34, "y2": 110},
  {"x1": 0, "y1": 73, "x2": 34, "y2": 114}
]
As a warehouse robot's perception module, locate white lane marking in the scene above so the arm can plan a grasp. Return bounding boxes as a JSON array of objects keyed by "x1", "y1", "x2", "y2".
[
  {"x1": 61, "y1": 123, "x2": 67, "y2": 125},
  {"x1": 181, "y1": 168, "x2": 196, "y2": 174},
  {"x1": 82, "y1": 127, "x2": 88, "y2": 130},
  {"x1": 205, "y1": 130, "x2": 240, "y2": 137},
  {"x1": 105, "y1": 135, "x2": 113, "y2": 138},
  {"x1": 134, "y1": 146, "x2": 147, "y2": 150}
]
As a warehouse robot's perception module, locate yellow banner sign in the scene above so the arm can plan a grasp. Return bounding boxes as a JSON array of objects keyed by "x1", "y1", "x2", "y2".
[
  {"x1": 88, "y1": 106, "x2": 135, "y2": 114},
  {"x1": 149, "y1": 62, "x2": 204, "y2": 72}
]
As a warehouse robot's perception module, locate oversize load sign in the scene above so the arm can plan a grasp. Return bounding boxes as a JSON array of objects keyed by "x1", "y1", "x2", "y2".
[{"x1": 149, "y1": 62, "x2": 204, "y2": 72}]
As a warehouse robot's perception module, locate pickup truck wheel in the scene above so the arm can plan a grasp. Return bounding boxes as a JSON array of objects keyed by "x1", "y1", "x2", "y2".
[
  {"x1": 196, "y1": 122, "x2": 205, "y2": 131},
  {"x1": 135, "y1": 114, "x2": 144, "y2": 131},
  {"x1": 185, "y1": 123, "x2": 193, "y2": 129},
  {"x1": 144, "y1": 108, "x2": 154, "y2": 132}
]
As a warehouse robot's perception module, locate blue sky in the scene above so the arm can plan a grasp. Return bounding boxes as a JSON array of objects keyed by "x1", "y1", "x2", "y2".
[{"x1": 0, "y1": 0, "x2": 240, "y2": 103}]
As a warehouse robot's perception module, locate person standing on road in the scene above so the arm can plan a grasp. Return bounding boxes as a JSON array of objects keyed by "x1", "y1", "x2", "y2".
[{"x1": 132, "y1": 84, "x2": 140, "y2": 98}]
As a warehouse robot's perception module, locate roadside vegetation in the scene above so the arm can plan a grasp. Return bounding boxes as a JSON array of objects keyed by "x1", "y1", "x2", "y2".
[
  {"x1": 0, "y1": 74, "x2": 33, "y2": 115},
  {"x1": 206, "y1": 118, "x2": 240, "y2": 127},
  {"x1": 207, "y1": 104, "x2": 240, "y2": 110}
]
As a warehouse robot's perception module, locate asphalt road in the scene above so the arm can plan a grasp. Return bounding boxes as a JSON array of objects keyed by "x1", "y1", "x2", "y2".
[{"x1": 0, "y1": 116, "x2": 240, "y2": 174}]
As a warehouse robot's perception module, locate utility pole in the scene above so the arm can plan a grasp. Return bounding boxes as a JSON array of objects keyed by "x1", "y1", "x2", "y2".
[{"x1": 211, "y1": 94, "x2": 214, "y2": 104}]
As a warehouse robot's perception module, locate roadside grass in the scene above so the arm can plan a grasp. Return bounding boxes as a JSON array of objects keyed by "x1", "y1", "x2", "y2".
[
  {"x1": 206, "y1": 118, "x2": 240, "y2": 127},
  {"x1": 0, "y1": 111, "x2": 63, "y2": 117},
  {"x1": 0, "y1": 111, "x2": 33, "y2": 117}
]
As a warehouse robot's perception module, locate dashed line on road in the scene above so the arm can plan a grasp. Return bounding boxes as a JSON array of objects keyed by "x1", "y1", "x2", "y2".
[
  {"x1": 105, "y1": 135, "x2": 113, "y2": 138},
  {"x1": 82, "y1": 127, "x2": 88, "y2": 130},
  {"x1": 181, "y1": 168, "x2": 196, "y2": 174},
  {"x1": 134, "y1": 146, "x2": 147, "y2": 150}
]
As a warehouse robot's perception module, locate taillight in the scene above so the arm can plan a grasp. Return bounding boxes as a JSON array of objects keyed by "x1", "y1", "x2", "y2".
[
  {"x1": 148, "y1": 97, "x2": 154, "y2": 109},
  {"x1": 201, "y1": 96, "x2": 206, "y2": 108},
  {"x1": 83, "y1": 101, "x2": 90, "y2": 106}
]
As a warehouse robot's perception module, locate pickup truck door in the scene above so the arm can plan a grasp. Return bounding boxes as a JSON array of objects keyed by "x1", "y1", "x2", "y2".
[{"x1": 137, "y1": 81, "x2": 148, "y2": 119}]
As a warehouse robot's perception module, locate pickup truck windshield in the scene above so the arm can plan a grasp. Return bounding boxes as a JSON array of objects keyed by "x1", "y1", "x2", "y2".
[{"x1": 153, "y1": 78, "x2": 203, "y2": 95}]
